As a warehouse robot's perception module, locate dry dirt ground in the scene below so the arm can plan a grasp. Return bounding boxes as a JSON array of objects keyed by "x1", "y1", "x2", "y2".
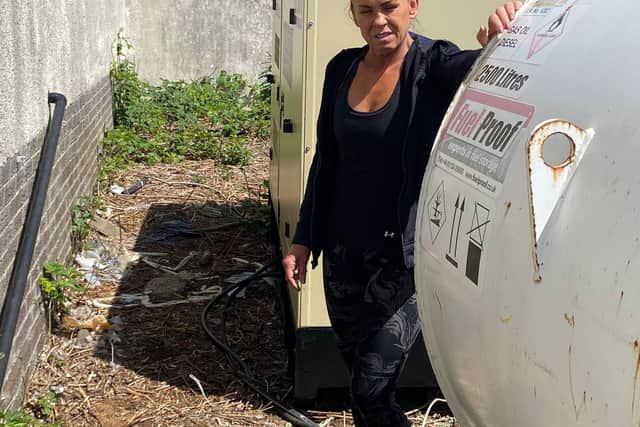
[{"x1": 26, "y1": 140, "x2": 458, "y2": 426}]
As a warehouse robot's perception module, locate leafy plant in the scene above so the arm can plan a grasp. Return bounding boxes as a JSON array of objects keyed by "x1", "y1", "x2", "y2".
[
  {"x1": 0, "y1": 409, "x2": 59, "y2": 426},
  {"x1": 39, "y1": 262, "x2": 84, "y2": 324},
  {"x1": 101, "y1": 33, "x2": 270, "y2": 180},
  {"x1": 71, "y1": 196, "x2": 102, "y2": 249},
  {"x1": 29, "y1": 392, "x2": 56, "y2": 420}
]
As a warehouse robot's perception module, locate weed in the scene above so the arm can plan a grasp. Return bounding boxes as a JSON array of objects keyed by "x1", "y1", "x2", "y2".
[
  {"x1": 39, "y1": 262, "x2": 84, "y2": 325},
  {"x1": 46, "y1": 353, "x2": 64, "y2": 370},
  {"x1": 0, "y1": 409, "x2": 59, "y2": 426},
  {"x1": 29, "y1": 392, "x2": 56, "y2": 420},
  {"x1": 71, "y1": 196, "x2": 102, "y2": 250},
  {"x1": 191, "y1": 175, "x2": 205, "y2": 184},
  {"x1": 217, "y1": 164, "x2": 235, "y2": 182},
  {"x1": 101, "y1": 33, "x2": 270, "y2": 180}
]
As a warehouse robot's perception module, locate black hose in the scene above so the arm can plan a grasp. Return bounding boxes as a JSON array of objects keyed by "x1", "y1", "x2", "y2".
[
  {"x1": 0, "y1": 93, "x2": 67, "y2": 392},
  {"x1": 200, "y1": 263, "x2": 320, "y2": 427}
]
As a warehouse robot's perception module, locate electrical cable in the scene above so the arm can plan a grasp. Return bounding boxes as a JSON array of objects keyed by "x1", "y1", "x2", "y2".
[
  {"x1": 200, "y1": 261, "x2": 320, "y2": 427},
  {"x1": 421, "y1": 398, "x2": 448, "y2": 427}
]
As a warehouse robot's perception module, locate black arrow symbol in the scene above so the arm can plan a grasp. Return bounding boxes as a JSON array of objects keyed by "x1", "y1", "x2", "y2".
[
  {"x1": 448, "y1": 195, "x2": 460, "y2": 255},
  {"x1": 453, "y1": 198, "x2": 465, "y2": 257},
  {"x1": 446, "y1": 194, "x2": 465, "y2": 268}
]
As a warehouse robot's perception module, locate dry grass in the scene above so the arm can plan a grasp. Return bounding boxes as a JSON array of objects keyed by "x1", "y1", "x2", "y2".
[{"x1": 26, "y1": 139, "x2": 458, "y2": 426}]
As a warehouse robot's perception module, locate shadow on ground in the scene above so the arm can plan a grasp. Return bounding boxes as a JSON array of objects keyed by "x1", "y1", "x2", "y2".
[
  {"x1": 89, "y1": 198, "x2": 292, "y2": 405},
  {"x1": 80, "y1": 198, "x2": 444, "y2": 423}
]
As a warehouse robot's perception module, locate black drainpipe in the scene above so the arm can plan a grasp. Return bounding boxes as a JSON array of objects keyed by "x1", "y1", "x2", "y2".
[{"x1": 0, "y1": 93, "x2": 67, "y2": 397}]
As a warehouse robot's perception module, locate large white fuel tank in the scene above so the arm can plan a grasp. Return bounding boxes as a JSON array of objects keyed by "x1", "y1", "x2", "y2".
[{"x1": 415, "y1": 1, "x2": 640, "y2": 425}]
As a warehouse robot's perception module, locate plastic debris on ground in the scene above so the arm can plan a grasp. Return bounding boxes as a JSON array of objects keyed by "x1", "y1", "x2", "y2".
[
  {"x1": 141, "y1": 251, "x2": 198, "y2": 273},
  {"x1": 74, "y1": 239, "x2": 163, "y2": 288},
  {"x1": 143, "y1": 220, "x2": 205, "y2": 243},
  {"x1": 63, "y1": 314, "x2": 111, "y2": 332},
  {"x1": 75, "y1": 239, "x2": 125, "y2": 287},
  {"x1": 110, "y1": 177, "x2": 150, "y2": 195},
  {"x1": 91, "y1": 284, "x2": 222, "y2": 309}
]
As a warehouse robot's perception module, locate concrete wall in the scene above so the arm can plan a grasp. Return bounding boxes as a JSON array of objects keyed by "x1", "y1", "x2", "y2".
[
  {"x1": 0, "y1": 0, "x2": 125, "y2": 407},
  {"x1": 0, "y1": 0, "x2": 126, "y2": 166},
  {"x1": 0, "y1": 0, "x2": 271, "y2": 408},
  {"x1": 125, "y1": 0, "x2": 272, "y2": 83}
]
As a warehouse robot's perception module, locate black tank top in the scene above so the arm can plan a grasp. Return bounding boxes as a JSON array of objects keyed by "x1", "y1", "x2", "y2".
[{"x1": 330, "y1": 59, "x2": 403, "y2": 249}]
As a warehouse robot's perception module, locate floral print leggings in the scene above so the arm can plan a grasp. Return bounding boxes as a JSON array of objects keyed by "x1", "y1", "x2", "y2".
[{"x1": 323, "y1": 242, "x2": 421, "y2": 427}]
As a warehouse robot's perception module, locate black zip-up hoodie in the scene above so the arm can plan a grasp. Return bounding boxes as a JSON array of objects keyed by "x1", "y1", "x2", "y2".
[{"x1": 293, "y1": 35, "x2": 481, "y2": 269}]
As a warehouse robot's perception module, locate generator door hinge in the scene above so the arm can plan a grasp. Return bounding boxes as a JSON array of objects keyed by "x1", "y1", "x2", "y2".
[
  {"x1": 272, "y1": 0, "x2": 277, "y2": 10},
  {"x1": 285, "y1": 222, "x2": 291, "y2": 238},
  {"x1": 289, "y1": 9, "x2": 297, "y2": 25}
]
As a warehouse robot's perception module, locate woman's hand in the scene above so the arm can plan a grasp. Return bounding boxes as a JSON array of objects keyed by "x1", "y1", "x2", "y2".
[
  {"x1": 477, "y1": 1, "x2": 524, "y2": 47},
  {"x1": 283, "y1": 244, "x2": 311, "y2": 291}
]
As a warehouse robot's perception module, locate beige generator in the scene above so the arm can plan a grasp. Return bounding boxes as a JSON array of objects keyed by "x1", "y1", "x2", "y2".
[{"x1": 268, "y1": 0, "x2": 509, "y2": 401}]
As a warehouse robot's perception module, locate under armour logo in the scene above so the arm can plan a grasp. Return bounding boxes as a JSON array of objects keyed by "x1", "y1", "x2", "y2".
[{"x1": 383, "y1": 231, "x2": 395, "y2": 238}]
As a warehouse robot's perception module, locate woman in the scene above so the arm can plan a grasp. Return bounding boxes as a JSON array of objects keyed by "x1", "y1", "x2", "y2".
[{"x1": 284, "y1": 1, "x2": 522, "y2": 425}]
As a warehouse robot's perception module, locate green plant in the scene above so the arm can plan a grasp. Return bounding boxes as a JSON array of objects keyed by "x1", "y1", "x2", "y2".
[
  {"x1": 101, "y1": 34, "x2": 270, "y2": 181},
  {"x1": 71, "y1": 196, "x2": 102, "y2": 248},
  {"x1": 29, "y1": 392, "x2": 56, "y2": 420},
  {"x1": 39, "y1": 262, "x2": 84, "y2": 324},
  {"x1": 0, "y1": 409, "x2": 59, "y2": 426}
]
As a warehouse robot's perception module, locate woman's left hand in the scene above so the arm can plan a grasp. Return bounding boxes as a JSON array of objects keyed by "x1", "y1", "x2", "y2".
[{"x1": 477, "y1": 2, "x2": 524, "y2": 47}]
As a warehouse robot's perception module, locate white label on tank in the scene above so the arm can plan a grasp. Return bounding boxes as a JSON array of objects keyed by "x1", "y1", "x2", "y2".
[
  {"x1": 420, "y1": 168, "x2": 495, "y2": 288},
  {"x1": 434, "y1": 89, "x2": 535, "y2": 197},
  {"x1": 490, "y1": 0, "x2": 589, "y2": 65},
  {"x1": 469, "y1": 59, "x2": 535, "y2": 100}
]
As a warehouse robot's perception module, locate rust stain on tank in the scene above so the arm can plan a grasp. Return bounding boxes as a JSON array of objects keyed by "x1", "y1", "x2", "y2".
[
  {"x1": 527, "y1": 120, "x2": 593, "y2": 283},
  {"x1": 529, "y1": 207, "x2": 542, "y2": 282},
  {"x1": 551, "y1": 164, "x2": 569, "y2": 181},
  {"x1": 504, "y1": 201, "x2": 512, "y2": 217},
  {"x1": 564, "y1": 313, "x2": 576, "y2": 328},
  {"x1": 530, "y1": 121, "x2": 581, "y2": 181}
]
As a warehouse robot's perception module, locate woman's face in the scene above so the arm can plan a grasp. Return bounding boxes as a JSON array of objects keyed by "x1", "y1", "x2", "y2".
[{"x1": 351, "y1": 0, "x2": 418, "y2": 56}]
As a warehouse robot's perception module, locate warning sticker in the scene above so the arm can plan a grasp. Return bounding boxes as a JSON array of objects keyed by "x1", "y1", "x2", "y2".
[
  {"x1": 434, "y1": 89, "x2": 535, "y2": 197},
  {"x1": 427, "y1": 181, "x2": 447, "y2": 244},
  {"x1": 420, "y1": 169, "x2": 495, "y2": 288},
  {"x1": 528, "y1": 6, "x2": 571, "y2": 60},
  {"x1": 469, "y1": 59, "x2": 535, "y2": 100},
  {"x1": 489, "y1": 0, "x2": 589, "y2": 65}
]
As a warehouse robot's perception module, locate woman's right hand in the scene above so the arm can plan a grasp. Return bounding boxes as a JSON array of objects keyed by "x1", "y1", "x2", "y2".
[
  {"x1": 283, "y1": 244, "x2": 311, "y2": 291},
  {"x1": 477, "y1": 1, "x2": 523, "y2": 47}
]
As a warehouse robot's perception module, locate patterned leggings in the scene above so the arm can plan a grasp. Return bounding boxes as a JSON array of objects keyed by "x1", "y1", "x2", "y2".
[{"x1": 323, "y1": 242, "x2": 421, "y2": 427}]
